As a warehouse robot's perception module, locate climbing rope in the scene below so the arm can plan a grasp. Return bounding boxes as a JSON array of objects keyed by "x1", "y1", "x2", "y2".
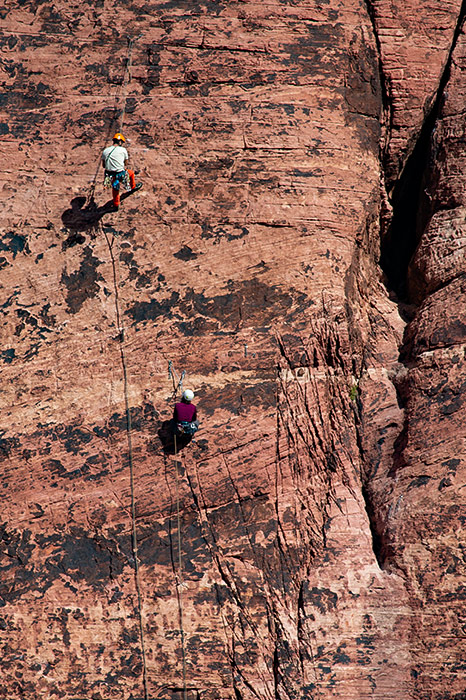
[
  {"x1": 173, "y1": 432, "x2": 188, "y2": 700},
  {"x1": 102, "y1": 224, "x2": 149, "y2": 700},
  {"x1": 169, "y1": 362, "x2": 189, "y2": 700},
  {"x1": 117, "y1": 36, "x2": 138, "y2": 134},
  {"x1": 168, "y1": 361, "x2": 186, "y2": 400},
  {"x1": 87, "y1": 35, "x2": 139, "y2": 203}
]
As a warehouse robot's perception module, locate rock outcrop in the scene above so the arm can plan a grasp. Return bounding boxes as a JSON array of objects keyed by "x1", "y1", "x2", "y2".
[{"x1": 0, "y1": 1, "x2": 464, "y2": 699}]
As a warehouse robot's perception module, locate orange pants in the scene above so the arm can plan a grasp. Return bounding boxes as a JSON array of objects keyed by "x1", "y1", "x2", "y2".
[{"x1": 112, "y1": 169, "x2": 135, "y2": 206}]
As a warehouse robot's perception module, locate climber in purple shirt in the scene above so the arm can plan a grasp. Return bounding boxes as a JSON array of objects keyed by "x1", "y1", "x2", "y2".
[{"x1": 173, "y1": 389, "x2": 199, "y2": 437}]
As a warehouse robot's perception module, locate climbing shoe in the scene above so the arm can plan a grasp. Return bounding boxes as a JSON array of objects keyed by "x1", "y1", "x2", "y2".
[{"x1": 132, "y1": 183, "x2": 143, "y2": 191}]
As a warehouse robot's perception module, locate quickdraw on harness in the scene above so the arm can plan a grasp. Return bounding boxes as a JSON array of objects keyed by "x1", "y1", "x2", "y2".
[
  {"x1": 176, "y1": 421, "x2": 198, "y2": 437},
  {"x1": 104, "y1": 169, "x2": 131, "y2": 191}
]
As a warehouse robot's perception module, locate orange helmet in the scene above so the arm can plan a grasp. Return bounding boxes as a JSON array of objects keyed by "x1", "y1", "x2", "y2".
[{"x1": 113, "y1": 132, "x2": 125, "y2": 142}]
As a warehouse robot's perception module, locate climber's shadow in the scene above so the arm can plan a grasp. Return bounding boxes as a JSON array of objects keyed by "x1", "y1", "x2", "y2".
[
  {"x1": 158, "y1": 420, "x2": 193, "y2": 455},
  {"x1": 61, "y1": 196, "x2": 114, "y2": 234}
]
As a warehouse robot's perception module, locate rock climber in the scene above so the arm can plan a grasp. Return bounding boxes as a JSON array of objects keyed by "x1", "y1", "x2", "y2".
[
  {"x1": 173, "y1": 389, "x2": 199, "y2": 437},
  {"x1": 102, "y1": 132, "x2": 142, "y2": 210}
]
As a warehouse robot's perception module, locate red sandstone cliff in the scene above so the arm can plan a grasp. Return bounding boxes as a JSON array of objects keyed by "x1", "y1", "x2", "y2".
[{"x1": 0, "y1": 1, "x2": 465, "y2": 699}]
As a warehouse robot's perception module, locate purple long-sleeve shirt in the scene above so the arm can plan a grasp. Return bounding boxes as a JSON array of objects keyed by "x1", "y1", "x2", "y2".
[{"x1": 173, "y1": 402, "x2": 197, "y2": 423}]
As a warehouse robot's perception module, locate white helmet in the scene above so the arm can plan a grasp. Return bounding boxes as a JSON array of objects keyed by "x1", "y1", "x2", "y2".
[{"x1": 182, "y1": 389, "x2": 194, "y2": 402}]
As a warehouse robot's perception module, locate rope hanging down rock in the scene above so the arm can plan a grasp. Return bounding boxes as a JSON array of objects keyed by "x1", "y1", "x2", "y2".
[
  {"x1": 87, "y1": 35, "x2": 139, "y2": 203},
  {"x1": 102, "y1": 224, "x2": 149, "y2": 700},
  {"x1": 118, "y1": 35, "x2": 138, "y2": 133},
  {"x1": 168, "y1": 360, "x2": 186, "y2": 400},
  {"x1": 169, "y1": 361, "x2": 189, "y2": 700},
  {"x1": 174, "y1": 432, "x2": 188, "y2": 700}
]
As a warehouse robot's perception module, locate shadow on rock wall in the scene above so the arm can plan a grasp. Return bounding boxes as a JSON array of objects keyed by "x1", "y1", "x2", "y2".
[
  {"x1": 157, "y1": 419, "x2": 196, "y2": 455},
  {"x1": 61, "y1": 196, "x2": 114, "y2": 240}
]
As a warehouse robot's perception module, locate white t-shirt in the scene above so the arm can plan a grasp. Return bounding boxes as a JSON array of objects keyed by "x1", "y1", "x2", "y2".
[{"x1": 102, "y1": 145, "x2": 128, "y2": 172}]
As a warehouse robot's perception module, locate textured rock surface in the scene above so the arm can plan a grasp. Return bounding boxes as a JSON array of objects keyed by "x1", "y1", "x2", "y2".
[{"x1": 0, "y1": 1, "x2": 465, "y2": 699}]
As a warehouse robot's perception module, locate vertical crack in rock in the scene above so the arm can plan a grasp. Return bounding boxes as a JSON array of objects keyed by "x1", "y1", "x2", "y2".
[
  {"x1": 345, "y1": 12, "x2": 466, "y2": 697},
  {"x1": 354, "y1": 1, "x2": 466, "y2": 577},
  {"x1": 363, "y1": 0, "x2": 393, "y2": 155},
  {"x1": 380, "y1": 1, "x2": 466, "y2": 304},
  {"x1": 360, "y1": 485, "x2": 385, "y2": 568}
]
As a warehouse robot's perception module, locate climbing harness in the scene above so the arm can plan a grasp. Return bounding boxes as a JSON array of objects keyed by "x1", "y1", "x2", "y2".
[
  {"x1": 103, "y1": 169, "x2": 131, "y2": 191},
  {"x1": 176, "y1": 420, "x2": 198, "y2": 437}
]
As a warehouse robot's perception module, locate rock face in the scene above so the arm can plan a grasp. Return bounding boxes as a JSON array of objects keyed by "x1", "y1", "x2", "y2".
[{"x1": 0, "y1": 1, "x2": 464, "y2": 699}]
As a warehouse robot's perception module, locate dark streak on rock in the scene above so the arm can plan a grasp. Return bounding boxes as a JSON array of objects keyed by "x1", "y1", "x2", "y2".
[
  {"x1": 61, "y1": 246, "x2": 104, "y2": 313},
  {"x1": 173, "y1": 245, "x2": 199, "y2": 261},
  {"x1": 0, "y1": 231, "x2": 29, "y2": 258},
  {"x1": 126, "y1": 292, "x2": 180, "y2": 322}
]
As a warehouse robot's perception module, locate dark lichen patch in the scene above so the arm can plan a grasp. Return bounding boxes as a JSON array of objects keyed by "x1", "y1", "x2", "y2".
[
  {"x1": 199, "y1": 378, "x2": 276, "y2": 417},
  {"x1": 0, "y1": 525, "x2": 34, "y2": 570},
  {"x1": 442, "y1": 458, "x2": 459, "y2": 472},
  {"x1": 119, "y1": 248, "x2": 136, "y2": 266},
  {"x1": 14, "y1": 308, "x2": 51, "y2": 341},
  {"x1": 133, "y1": 524, "x2": 172, "y2": 571},
  {"x1": 61, "y1": 246, "x2": 104, "y2": 313},
  {"x1": 408, "y1": 475, "x2": 431, "y2": 490},
  {"x1": 47, "y1": 423, "x2": 94, "y2": 456},
  {"x1": 356, "y1": 632, "x2": 376, "y2": 666},
  {"x1": 156, "y1": 0, "x2": 226, "y2": 14},
  {"x1": 437, "y1": 384, "x2": 466, "y2": 416},
  {"x1": 139, "y1": 512, "x2": 210, "y2": 575},
  {"x1": 0, "y1": 434, "x2": 21, "y2": 461},
  {"x1": 69, "y1": 107, "x2": 117, "y2": 144},
  {"x1": 0, "y1": 348, "x2": 15, "y2": 364},
  {"x1": 43, "y1": 458, "x2": 91, "y2": 482},
  {"x1": 333, "y1": 643, "x2": 351, "y2": 665},
  {"x1": 126, "y1": 292, "x2": 180, "y2": 322},
  {"x1": 0, "y1": 526, "x2": 35, "y2": 601},
  {"x1": 134, "y1": 271, "x2": 152, "y2": 288},
  {"x1": 173, "y1": 245, "x2": 198, "y2": 261},
  {"x1": 200, "y1": 221, "x2": 249, "y2": 242},
  {"x1": 140, "y1": 46, "x2": 161, "y2": 92},
  {"x1": 0, "y1": 291, "x2": 20, "y2": 317},
  {"x1": 0, "y1": 231, "x2": 29, "y2": 259},
  {"x1": 129, "y1": 279, "x2": 311, "y2": 336},
  {"x1": 91, "y1": 403, "x2": 159, "y2": 441},
  {"x1": 82, "y1": 453, "x2": 111, "y2": 483},
  {"x1": 305, "y1": 585, "x2": 338, "y2": 613},
  {"x1": 108, "y1": 403, "x2": 159, "y2": 433},
  {"x1": 105, "y1": 651, "x2": 143, "y2": 682},
  {"x1": 39, "y1": 303, "x2": 56, "y2": 327},
  {"x1": 85, "y1": 62, "x2": 111, "y2": 80},
  {"x1": 176, "y1": 316, "x2": 219, "y2": 336},
  {"x1": 281, "y1": 23, "x2": 343, "y2": 72},
  {"x1": 40, "y1": 527, "x2": 127, "y2": 591},
  {"x1": 178, "y1": 280, "x2": 296, "y2": 329},
  {"x1": 344, "y1": 33, "x2": 381, "y2": 117},
  {"x1": 1, "y1": 84, "x2": 53, "y2": 111},
  {"x1": 195, "y1": 156, "x2": 235, "y2": 174}
]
